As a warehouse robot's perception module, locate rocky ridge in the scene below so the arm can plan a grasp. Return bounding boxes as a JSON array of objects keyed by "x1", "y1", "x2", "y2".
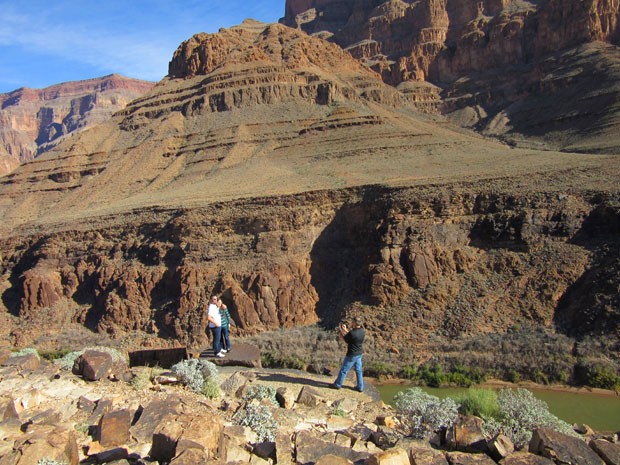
[
  {"x1": 0, "y1": 18, "x2": 618, "y2": 370},
  {"x1": 0, "y1": 74, "x2": 154, "y2": 177},
  {"x1": 281, "y1": 0, "x2": 620, "y2": 152},
  {"x1": 1, "y1": 349, "x2": 619, "y2": 465}
]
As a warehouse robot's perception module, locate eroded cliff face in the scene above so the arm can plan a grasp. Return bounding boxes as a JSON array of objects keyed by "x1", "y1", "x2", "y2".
[
  {"x1": 0, "y1": 74, "x2": 154, "y2": 177},
  {"x1": 1, "y1": 179, "x2": 618, "y2": 349},
  {"x1": 281, "y1": 0, "x2": 620, "y2": 152}
]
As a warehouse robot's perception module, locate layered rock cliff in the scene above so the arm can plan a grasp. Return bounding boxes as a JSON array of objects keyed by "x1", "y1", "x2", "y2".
[
  {"x1": 0, "y1": 74, "x2": 154, "y2": 177},
  {"x1": 0, "y1": 20, "x2": 618, "y2": 355},
  {"x1": 281, "y1": 0, "x2": 620, "y2": 152}
]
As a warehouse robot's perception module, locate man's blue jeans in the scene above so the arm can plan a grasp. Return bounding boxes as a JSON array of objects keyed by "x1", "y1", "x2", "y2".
[
  {"x1": 210, "y1": 326, "x2": 222, "y2": 355},
  {"x1": 334, "y1": 354, "x2": 364, "y2": 391}
]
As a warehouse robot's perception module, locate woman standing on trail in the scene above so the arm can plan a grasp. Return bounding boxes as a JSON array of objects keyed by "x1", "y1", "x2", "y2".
[{"x1": 218, "y1": 297, "x2": 234, "y2": 353}]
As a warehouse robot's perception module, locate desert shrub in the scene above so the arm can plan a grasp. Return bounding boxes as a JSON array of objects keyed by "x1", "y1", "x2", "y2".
[
  {"x1": 261, "y1": 351, "x2": 306, "y2": 370},
  {"x1": 171, "y1": 359, "x2": 219, "y2": 395},
  {"x1": 11, "y1": 347, "x2": 39, "y2": 358},
  {"x1": 331, "y1": 407, "x2": 348, "y2": 417},
  {"x1": 365, "y1": 361, "x2": 398, "y2": 380},
  {"x1": 393, "y1": 387, "x2": 459, "y2": 438},
  {"x1": 453, "y1": 388, "x2": 500, "y2": 418},
  {"x1": 52, "y1": 346, "x2": 127, "y2": 371},
  {"x1": 201, "y1": 378, "x2": 221, "y2": 399},
  {"x1": 583, "y1": 364, "x2": 620, "y2": 390},
  {"x1": 130, "y1": 369, "x2": 153, "y2": 391},
  {"x1": 486, "y1": 388, "x2": 575, "y2": 447},
  {"x1": 233, "y1": 403, "x2": 278, "y2": 442},
  {"x1": 242, "y1": 385, "x2": 278, "y2": 406},
  {"x1": 401, "y1": 364, "x2": 418, "y2": 380},
  {"x1": 53, "y1": 351, "x2": 83, "y2": 370},
  {"x1": 38, "y1": 349, "x2": 71, "y2": 361},
  {"x1": 37, "y1": 459, "x2": 66, "y2": 465}
]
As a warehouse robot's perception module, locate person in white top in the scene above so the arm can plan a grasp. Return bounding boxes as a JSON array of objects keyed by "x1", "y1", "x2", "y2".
[{"x1": 207, "y1": 294, "x2": 225, "y2": 357}]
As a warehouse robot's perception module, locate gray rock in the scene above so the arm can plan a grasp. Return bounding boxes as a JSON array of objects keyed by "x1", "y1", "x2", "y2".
[
  {"x1": 529, "y1": 428, "x2": 605, "y2": 465},
  {"x1": 296, "y1": 386, "x2": 325, "y2": 407},
  {"x1": 294, "y1": 429, "x2": 370, "y2": 464},
  {"x1": 590, "y1": 438, "x2": 620, "y2": 465},
  {"x1": 500, "y1": 451, "x2": 556, "y2": 465}
]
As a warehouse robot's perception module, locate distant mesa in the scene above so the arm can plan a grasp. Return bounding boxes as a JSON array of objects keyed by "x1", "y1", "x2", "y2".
[{"x1": 0, "y1": 74, "x2": 155, "y2": 176}]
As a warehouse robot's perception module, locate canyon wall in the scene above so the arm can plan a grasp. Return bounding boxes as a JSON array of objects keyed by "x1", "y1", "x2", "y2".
[
  {"x1": 1, "y1": 181, "x2": 618, "y2": 350},
  {"x1": 0, "y1": 74, "x2": 154, "y2": 177}
]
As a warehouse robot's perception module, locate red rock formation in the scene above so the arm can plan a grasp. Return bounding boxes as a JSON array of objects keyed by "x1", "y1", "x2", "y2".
[{"x1": 0, "y1": 74, "x2": 154, "y2": 177}]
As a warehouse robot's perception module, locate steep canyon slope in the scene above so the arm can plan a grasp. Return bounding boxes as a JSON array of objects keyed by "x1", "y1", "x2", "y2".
[
  {"x1": 0, "y1": 74, "x2": 154, "y2": 177},
  {"x1": 281, "y1": 0, "x2": 620, "y2": 153},
  {"x1": 0, "y1": 20, "x2": 618, "y2": 355}
]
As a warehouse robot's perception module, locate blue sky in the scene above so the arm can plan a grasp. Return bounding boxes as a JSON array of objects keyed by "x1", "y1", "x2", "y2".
[{"x1": 0, "y1": 0, "x2": 284, "y2": 93}]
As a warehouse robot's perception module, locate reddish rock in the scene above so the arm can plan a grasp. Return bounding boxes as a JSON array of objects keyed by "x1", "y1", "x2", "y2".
[
  {"x1": 0, "y1": 74, "x2": 154, "y2": 176},
  {"x1": 500, "y1": 451, "x2": 556, "y2": 465},
  {"x1": 98, "y1": 409, "x2": 131, "y2": 447},
  {"x1": 73, "y1": 350, "x2": 113, "y2": 381}
]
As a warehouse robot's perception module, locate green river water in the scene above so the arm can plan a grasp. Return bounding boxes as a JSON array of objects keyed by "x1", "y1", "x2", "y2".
[{"x1": 376, "y1": 384, "x2": 620, "y2": 432}]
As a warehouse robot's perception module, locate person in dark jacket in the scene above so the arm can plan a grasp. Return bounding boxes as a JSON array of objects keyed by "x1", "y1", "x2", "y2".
[
  {"x1": 218, "y1": 298, "x2": 234, "y2": 352},
  {"x1": 332, "y1": 316, "x2": 365, "y2": 392}
]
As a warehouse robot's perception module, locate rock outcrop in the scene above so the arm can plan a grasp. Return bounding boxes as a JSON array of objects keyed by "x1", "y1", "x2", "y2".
[
  {"x1": 281, "y1": 0, "x2": 620, "y2": 152},
  {"x1": 0, "y1": 74, "x2": 154, "y2": 176},
  {"x1": 0, "y1": 19, "x2": 618, "y2": 360}
]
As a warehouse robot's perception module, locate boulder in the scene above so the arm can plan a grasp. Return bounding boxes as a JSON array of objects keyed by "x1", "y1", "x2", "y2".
[
  {"x1": 219, "y1": 424, "x2": 258, "y2": 459},
  {"x1": 0, "y1": 349, "x2": 10, "y2": 365},
  {"x1": 276, "y1": 386, "x2": 296, "y2": 409},
  {"x1": 98, "y1": 409, "x2": 132, "y2": 447},
  {"x1": 88, "y1": 397, "x2": 115, "y2": 426},
  {"x1": 409, "y1": 445, "x2": 450, "y2": 465},
  {"x1": 333, "y1": 397, "x2": 359, "y2": 413},
  {"x1": 445, "y1": 415, "x2": 488, "y2": 453},
  {"x1": 5, "y1": 424, "x2": 79, "y2": 465},
  {"x1": 220, "y1": 371, "x2": 256, "y2": 397},
  {"x1": 294, "y1": 429, "x2": 370, "y2": 464},
  {"x1": 151, "y1": 412, "x2": 223, "y2": 462},
  {"x1": 500, "y1": 451, "x2": 556, "y2": 465},
  {"x1": 275, "y1": 431, "x2": 294, "y2": 465},
  {"x1": 129, "y1": 396, "x2": 184, "y2": 443},
  {"x1": 446, "y1": 451, "x2": 498, "y2": 465},
  {"x1": 296, "y1": 386, "x2": 325, "y2": 407},
  {"x1": 488, "y1": 433, "x2": 515, "y2": 461},
  {"x1": 4, "y1": 353, "x2": 40, "y2": 371},
  {"x1": 316, "y1": 454, "x2": 354, "y2": 465},
  {"x1": 367, "y1": 448, "x2": 411, "y2": 465},
  {"x1": 73, "y1": 350, "x2": 113, "y2": 381},
  {"x1": 590, "y1": 439, "x2": 620, "y2": 465},
  {"x1": 529, "y1": 428, "x2": 605, "y2": 465},
  {"x1": 375, "y1": 415, "x2": 398, "y2": 429},
  {"x1": 170, "y1": 447, "x2": 209, "y2": 464}
]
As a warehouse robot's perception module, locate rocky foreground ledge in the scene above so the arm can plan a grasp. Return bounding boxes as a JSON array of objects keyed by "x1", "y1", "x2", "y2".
[{"x1": 0, "y1": 347, "x2": 619, "y2": 465}]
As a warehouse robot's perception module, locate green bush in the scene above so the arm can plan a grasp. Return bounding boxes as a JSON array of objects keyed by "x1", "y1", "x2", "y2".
[
  {"x1": 38, "y1": 349, "x2": 72, "y2": 361},
  {"x1": 453, "y1": 388, "x2": 500, "y2": 418},
  {"x1": 201, "y1": 378, "x2": 221, "y2": 399},
  {"x1": 11, "y1": 347, "x2": 39, "y2": 358},
  {"x1": 487, "y1": 388, "x2": 576, "y2": 448},
  {"x1": 401, "y1": 364, "x2": 418, "y2": 380},
  {"x1": 233, "y1": 403, "x2": 278, "y2": 442},
  {"x1": 171, "y1": 359, "x2": 219, "y2": 394},
  {"x1": 585, "y1": 365, "x2": 620, "y2": 390},
  {"x1": 393, "y1": 387, "x2": 459, "y2": 438},
  {"x1": 261, "y1": 351, "x2": 306, "y2": 370},
  {"x1": 365, "y1": 361, "x2": 398, "y2": 380},
  {"x1": 242, "y1": 385, "x2": 278, "y2": 406}
]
